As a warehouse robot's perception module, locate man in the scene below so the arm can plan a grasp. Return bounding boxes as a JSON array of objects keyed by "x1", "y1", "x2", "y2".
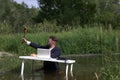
[{"x1": 22, "y1": 36, "x2": 61, "y2": 72}]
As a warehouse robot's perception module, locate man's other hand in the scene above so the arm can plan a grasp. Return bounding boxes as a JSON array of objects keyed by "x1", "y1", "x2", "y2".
[{"x1": 31, "y1": 53, "x2": 37, "y2": 57}]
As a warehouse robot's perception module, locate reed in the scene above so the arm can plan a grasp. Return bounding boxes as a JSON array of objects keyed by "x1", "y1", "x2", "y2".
[{"x1": 100, "y1": 53, "x2": 120, "y2": 80}]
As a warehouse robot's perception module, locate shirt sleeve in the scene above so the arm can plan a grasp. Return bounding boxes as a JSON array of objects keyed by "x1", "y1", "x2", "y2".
[{"x1": 26, "y1": 40, "x2": 31, "y2": 45}]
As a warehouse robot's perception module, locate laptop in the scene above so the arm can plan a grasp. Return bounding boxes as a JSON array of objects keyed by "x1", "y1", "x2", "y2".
[{"x1": 37, "y1": 48, "x2": 51, "y2": 59}]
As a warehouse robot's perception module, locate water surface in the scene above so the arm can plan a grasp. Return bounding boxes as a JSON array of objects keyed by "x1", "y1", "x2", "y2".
[{"x1": 0, "y1": 55, "x2": 103, "y2": 80}]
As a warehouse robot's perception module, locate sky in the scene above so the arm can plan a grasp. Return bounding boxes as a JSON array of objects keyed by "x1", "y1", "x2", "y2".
[{"x1": 13, "y1": 0, "x2": 39, "y2": 8}]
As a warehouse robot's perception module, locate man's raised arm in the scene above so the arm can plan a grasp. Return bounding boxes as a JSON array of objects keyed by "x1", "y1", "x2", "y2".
[{"x1": 22, "y1": 38, "x2": 44, "y2": 49}]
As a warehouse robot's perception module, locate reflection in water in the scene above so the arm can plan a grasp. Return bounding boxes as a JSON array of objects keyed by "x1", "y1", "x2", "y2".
[
  {"x1": 21, "y1": 70, "x2": 76, "y2": 80},
  {"x1": 44, "y1": 71, "x2": 61, "y2": 80},
  {"x1": 21, "y1": 75, "x2": 24, "y2": 80}
]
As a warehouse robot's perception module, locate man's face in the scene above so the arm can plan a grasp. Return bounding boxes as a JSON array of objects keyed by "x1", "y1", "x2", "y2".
[{"x1": 47, "y1": 38, "x2": 55, "y2": 46}]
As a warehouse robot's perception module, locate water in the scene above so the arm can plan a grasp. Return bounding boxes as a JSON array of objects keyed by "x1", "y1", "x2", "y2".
[{"x1": 0, "y1": 55, "x2": 103, "y2": 80}]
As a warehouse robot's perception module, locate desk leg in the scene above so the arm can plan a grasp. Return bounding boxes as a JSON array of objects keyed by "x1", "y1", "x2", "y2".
[
  {"x1": 21, "y1": 60, "x2": 25, "y2": 75},
  {"x1": 70, "y1": 64, "x2": 73, "y2": 77},
  {"x1": 65, "y1": 64, "x2": 69, "y2": 80}
]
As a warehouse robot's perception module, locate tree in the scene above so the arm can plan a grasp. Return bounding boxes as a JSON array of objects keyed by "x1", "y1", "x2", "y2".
[
  {"x1": 0, "y1": 0, "x2": 38, "y2": 33},
  {"x1": 35, "y1": 0, "x2": 96, "y2": 26},
  {"x1": 95, "y1": 0, "x2": 120, "y2": 28}
]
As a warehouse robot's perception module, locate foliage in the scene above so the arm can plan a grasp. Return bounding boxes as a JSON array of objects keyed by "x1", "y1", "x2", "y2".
[
  {"x1": 94, "y1": 0, "x2": 120, "y2": 28},
  {"x1": 0, "y1": 0, "x2": 38, "y2": 33},
  {"x1": 36, "y1": 0, "x2": 96, "y2": 26},
  {"x1": 35, "y1": 0, "x2": 120, "y2": 28}
]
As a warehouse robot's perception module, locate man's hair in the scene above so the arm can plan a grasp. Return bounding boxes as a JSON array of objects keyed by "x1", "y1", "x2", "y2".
[{"x1": 49, "y1": 36, "x2": 58, "y2": 42}]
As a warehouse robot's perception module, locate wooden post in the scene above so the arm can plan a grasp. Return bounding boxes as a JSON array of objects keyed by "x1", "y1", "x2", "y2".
[
  {"x1": 109, "y1": 24, "x2": 112, "y2": 32},
  {"x1": 115, "y1": 36, "x2": 119, "y2": 53},
  {"x1": 100, "y1": 26, "x2": 103, "y2": 54},
  {"x1": 96, "y1": 34, "x2": 99, "y2": 41}
]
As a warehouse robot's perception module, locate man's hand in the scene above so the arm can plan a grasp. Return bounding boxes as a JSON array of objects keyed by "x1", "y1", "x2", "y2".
[
  {"x1": 31, "y1": 53, "x2": 37, "y2": 57},
  {"x1": 22, "y1": 38, "x2": 31, "y2": 45},
  {"x1": 22, "y1": 38, "x2": 27, "y2": 43}
]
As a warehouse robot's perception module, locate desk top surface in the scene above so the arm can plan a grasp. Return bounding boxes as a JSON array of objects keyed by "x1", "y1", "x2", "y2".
[{"x1": 19, "y1": 56, "x2": 75, "y2": 64}]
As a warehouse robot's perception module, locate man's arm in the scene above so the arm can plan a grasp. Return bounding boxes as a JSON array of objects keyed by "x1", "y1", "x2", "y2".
[
  {"x1": 22, "y1": 38, "x2": 49, "y2": 49},
  {"x1": 30, "y1": 42, "x2": 50, "y2": 49},
  {"x1": 29, "y1": 42, "x2": 42, "y2": 49}
]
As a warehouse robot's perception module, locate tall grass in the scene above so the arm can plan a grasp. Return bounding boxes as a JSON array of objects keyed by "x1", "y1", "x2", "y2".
[{"x1": 0, "y1": 26, "x2": 120, "y2": 55}]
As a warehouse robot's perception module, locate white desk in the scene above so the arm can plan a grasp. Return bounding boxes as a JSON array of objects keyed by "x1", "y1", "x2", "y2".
[{"x1": 19, "y1": 56, "x2": 75, "y2": 79}]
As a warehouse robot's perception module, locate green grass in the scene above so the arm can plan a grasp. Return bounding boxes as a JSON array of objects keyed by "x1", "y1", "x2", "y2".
[{"x1": 0, "y1": 27, "x2": 120, "y2": 55}]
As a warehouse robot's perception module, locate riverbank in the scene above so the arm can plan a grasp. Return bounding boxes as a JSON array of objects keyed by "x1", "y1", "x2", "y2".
[{"x1": 0, "y1": 51, "x2": 14, "y2": 58}]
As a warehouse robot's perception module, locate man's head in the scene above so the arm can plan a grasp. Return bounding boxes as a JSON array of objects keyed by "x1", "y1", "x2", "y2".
[{"x1": 47, "y1": 36, "x2": 58, "y2": 47}]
